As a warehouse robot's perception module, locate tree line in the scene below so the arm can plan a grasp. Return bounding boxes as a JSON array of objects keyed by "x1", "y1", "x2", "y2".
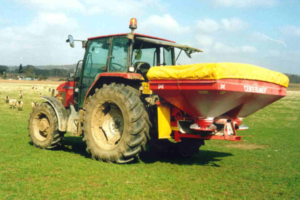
[
  {"x1": 0, "y1": 64, "x2": 73, "y2": 79},
  {"x1": 0, "y1": 65, "x2": 8, "y2": 75},
  {"x1": 1, "y1": 64, "x2": 300, "y2": 83}
]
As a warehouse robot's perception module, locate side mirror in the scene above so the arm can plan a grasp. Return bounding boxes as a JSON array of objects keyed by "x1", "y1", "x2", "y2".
[
  {"x1": 135, "y1": 49, "x2": 142, "y2": 60},
  {"x1": 66, "y1": 35, "x2": 75, "y2": 48}
]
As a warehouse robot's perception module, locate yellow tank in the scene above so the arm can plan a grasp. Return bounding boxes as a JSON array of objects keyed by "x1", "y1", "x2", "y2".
[{"x1": 147, "y1": 62, "x2": 289, "y2": 88}]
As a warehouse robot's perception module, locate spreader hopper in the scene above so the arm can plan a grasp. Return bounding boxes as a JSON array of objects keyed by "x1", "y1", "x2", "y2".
[
  {"x1": 149, "y1": 79, "x2": 286, "y2": 118},
  {"x1": 147, "y1": 63, "x2": 289, "y2": 141}
]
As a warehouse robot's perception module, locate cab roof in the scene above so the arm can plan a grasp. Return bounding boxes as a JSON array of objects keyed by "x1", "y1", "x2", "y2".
[{"x1": 88, "y1": 33, "x2": 176, "y2": 43}]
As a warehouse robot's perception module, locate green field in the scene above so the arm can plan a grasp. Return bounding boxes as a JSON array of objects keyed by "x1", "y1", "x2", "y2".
[{"x1": 0, "y1": 82, "x2": 299, "y2": 199}]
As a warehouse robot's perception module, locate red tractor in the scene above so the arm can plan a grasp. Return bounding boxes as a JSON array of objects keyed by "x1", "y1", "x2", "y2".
[{"x1": 28, "y1": 18, "x2": 288, "y2": 163}]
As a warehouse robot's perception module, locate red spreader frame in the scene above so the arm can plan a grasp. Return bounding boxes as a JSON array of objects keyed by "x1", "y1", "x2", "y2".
[
  {"x1": 150, "y1": 79, "x2": 287, "y2": 142},
  {"x1": 173, "y1": 121, "x2": 243, "y2": 142}
]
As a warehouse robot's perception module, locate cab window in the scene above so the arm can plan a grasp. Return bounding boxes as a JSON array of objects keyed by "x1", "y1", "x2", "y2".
[
  {"x1": 132, "y1": 39, "x2": 175, "y2": 67},
  {"x1": 132, "y1": 48, "x2": 157, "y2": 67},
  {"x1": 82, "y1": 37, "x2": 110, "y2": 87},
  {"x1": 109, "y1": 37, "x2": 129, "y2": 72},
  {"x1": 163, "y1": 47, "x2": 173, "y2": 66}
]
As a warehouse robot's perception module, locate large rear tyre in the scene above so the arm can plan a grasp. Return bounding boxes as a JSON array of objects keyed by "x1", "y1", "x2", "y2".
[
  {"x1": 83, "y1": 83, "x2": 149, "y2": 164},
  {"x1": 28, "y1": 103, "x2": 64, "y2": 149}
]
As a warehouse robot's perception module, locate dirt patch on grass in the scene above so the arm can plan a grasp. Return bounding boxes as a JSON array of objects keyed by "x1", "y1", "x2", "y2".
[{"x1": 225, "y1": 143, "x2": 266, "y2": 150}]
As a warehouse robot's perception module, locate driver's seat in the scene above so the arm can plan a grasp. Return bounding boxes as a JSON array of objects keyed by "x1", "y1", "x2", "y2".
[{"x1": 134, "y1": 62, "x2": 151, "y2": 81}]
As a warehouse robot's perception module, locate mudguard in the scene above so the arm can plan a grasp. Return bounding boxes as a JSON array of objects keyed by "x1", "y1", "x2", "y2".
[
  {"x1": 83, "y1": 72, "x2": 144, "y2": 109},
  {"x1": 41, "y1": 96, "x2": 68, "y2": 132}
]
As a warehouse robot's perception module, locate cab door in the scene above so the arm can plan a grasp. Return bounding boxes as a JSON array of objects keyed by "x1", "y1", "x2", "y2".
[
  {"x1": 108, "y1": 36, "x2": 129, "y2": 72},
  {"x1": 73, "y1": 60, "x2": 82, "y2": 110},
  {"x1": 78, "y1": 37, "x2": 111, "y2": 108}
]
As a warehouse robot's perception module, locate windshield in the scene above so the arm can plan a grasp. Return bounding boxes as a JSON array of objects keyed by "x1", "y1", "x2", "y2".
[{"x1": 132, "y1": 43, "x2": 174, "y2": 67}]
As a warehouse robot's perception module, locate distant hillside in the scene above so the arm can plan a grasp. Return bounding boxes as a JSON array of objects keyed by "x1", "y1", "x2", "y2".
[
  {"x1": 8, "y1": 64, "x2": 77, "y2": 71},
  {"x1": 2, "y1": 64, "x2": 300, "y2": 82},
  {"x1": 4, "y1": 64, "x2": 75, "y2": 78},
  {"x1": 34, "y1": 64, "x2": 77, "y2": 70}
]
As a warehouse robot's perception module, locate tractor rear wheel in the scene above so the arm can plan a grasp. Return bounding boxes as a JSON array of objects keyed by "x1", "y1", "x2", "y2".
[
  {"x1": 28, "y1": 103, "x2": 64, "y2": 149},
  {"x1": 83, "y1": 83, "x2": 149, "y2": 163}
]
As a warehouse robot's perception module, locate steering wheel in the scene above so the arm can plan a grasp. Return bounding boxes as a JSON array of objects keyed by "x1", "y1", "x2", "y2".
[{"x1": 110, "y1": 63, "x2": 123, "y2": 71}]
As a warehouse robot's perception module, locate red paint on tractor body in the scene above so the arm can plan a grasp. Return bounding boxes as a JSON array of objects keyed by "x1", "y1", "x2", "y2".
[
  {"x1": 56, "y1": 81, "x2": 75, "y2": 107},
  {"x1": 95, "y1": 72, "x2": 144, "y2": 80},
  {"x1": 174, "y1": 131, "x2": 243, "y2": 142},
  {"x1": 173, "y1": 120, "x2": 243, "y2": 142},
  {"x1": 83, "y1": 72, "x2": 144, "y2": 108},
  {"x1": 150, "y1": 79, "x2": 286, "y2": 118}
]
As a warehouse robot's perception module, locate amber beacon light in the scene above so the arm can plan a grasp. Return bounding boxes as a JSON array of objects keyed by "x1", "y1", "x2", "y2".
[{"x1": 129, "y1": 18, "x2": 137, "y2": 30}]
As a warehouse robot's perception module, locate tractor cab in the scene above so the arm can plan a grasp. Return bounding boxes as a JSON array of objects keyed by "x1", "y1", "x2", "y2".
[{"x1": 67, "y1": 19, "x2": 202, "y2": 109}]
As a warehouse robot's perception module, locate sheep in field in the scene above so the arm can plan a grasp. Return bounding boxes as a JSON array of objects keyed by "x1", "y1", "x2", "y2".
[
  {"x1": 31, "y1": 102, "x2": 37, "y2": 108},
  {"x1": 19, "y1": 93, "x2": 23, "y2": 99},
  {"x1": 9, "y1": 99, "x2": 17, "y2": 109},
  {"x1": 16, "y1": 101, "x2": 24, "y2": 111},
  {"x1": 5, "y1": 96, "x2": 9, "y2": 103}
]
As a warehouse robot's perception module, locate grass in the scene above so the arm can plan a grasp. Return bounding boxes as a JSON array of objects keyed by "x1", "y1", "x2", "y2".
[{"x1": 0, "y1": 81, "x2": 299, "y2": 199}]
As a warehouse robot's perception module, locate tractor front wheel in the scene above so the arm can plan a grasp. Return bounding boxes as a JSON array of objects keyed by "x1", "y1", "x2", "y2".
[
  {"x1": 83, "y1": 83, "x2": 149, "y2": 164},
  {"x1": 28, "y1": 103, "x2": 64, "y2": 149}
]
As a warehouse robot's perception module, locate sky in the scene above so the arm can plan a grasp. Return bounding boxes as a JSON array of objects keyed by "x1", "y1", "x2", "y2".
[{"x1": 0, "y1": 0, "x2": 300, "y2": 74}]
